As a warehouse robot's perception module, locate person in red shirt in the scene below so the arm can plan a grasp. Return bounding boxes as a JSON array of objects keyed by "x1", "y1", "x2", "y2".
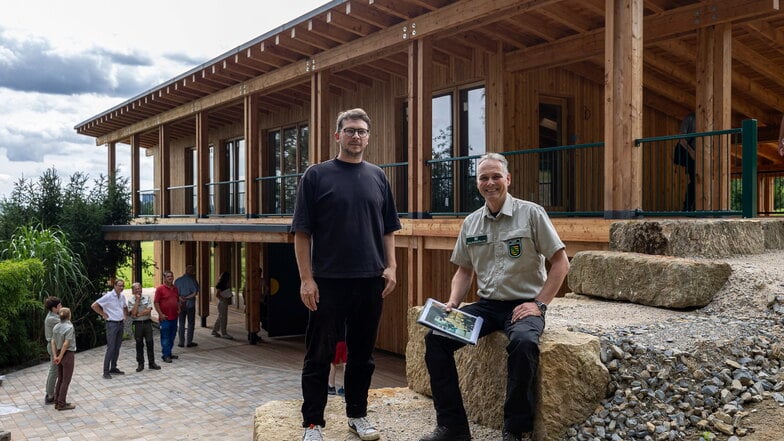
[{"x1": 154, "y1": 270, "x2": 180, "y2": 363}]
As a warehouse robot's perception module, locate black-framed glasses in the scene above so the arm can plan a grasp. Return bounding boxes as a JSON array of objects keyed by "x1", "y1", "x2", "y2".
[{"x1": 342, "y1": 128, "x2": 369, "y2": 137}]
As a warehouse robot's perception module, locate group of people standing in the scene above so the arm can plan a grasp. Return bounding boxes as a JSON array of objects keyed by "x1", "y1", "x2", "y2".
[{"x1": 42, "y1": 264, "x2": 232, "y2": 408}]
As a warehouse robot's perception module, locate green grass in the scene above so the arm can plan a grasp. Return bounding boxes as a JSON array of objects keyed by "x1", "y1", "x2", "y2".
[{"x1": 117, "y1": 241, "x2": 155, "y2": 288}]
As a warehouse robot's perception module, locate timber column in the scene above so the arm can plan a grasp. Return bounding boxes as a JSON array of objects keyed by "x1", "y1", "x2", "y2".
[
  {"x1": 603, "y1": 0, "x2": 644, "y2": 219},
  {"x1": 407, "y1": 38, "x2": 433, "y2": 307}
]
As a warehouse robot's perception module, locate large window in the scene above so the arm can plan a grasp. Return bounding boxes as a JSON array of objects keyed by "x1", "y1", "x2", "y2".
[
  {"x1": 267, "y1": 123, "x2": 309, "y2": 214},
  {"x1": 184, "y1": 147, "x2": 197, "y2": 215},
  {"x1": 212, "y1": 139, "x2": 245, "y2": 215},
  {"x1": 431, "y1": 85, "x2": 486, "y2": 213}
]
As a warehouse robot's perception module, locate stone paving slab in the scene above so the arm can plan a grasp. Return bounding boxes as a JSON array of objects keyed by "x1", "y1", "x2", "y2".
[{"x1": 0, "y1": 305, "x2": 406, "y2": 441}]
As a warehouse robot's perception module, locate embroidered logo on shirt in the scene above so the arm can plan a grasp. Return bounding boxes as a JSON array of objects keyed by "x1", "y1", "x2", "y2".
[{"x1": 506, "y1": 238, "x2": 522, "y2": 258}]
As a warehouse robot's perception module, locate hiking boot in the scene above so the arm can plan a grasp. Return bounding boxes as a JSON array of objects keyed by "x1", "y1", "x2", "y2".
[
  {"x1": 348, "y1": 416, "x2": 380, "y2": 441},
  {"x1": 56, "y1": 403, "x2": 76, "y2": 411},
  {"x1": 302, "y1": 424, "x2": 324, "y2": 441},
  {"x1": 420, "y1": 425, "x2": 471, "y2": 441}
]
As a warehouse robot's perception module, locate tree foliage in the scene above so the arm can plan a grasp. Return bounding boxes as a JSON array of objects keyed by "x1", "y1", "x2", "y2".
[{"x1": 0, "y1": 167, "x2": 134, "y2": 360}]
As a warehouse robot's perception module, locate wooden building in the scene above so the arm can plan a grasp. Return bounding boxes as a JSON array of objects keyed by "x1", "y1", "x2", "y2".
[{"x1": 75, "y1": 0, "x2": 784, "y2": 355}]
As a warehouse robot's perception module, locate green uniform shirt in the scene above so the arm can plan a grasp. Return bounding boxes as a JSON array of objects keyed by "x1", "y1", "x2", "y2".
[{"x1": 451, "y1": 195, "x2": 565, "y2": 301}]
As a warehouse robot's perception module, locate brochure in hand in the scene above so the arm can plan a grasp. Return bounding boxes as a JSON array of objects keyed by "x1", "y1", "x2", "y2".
[{"x1": 417, "y1": 298, "x2": 484, "y2": 345}]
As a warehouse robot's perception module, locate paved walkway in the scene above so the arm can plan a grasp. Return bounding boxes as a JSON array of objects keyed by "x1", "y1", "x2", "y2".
[{"x1": 0, "y1": 305, "x2": 406, "y2": 441}]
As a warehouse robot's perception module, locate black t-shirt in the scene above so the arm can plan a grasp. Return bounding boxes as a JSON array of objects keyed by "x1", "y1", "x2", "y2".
[{"x1": 291, "y1": 158, "x2": 401, "y2": 278}]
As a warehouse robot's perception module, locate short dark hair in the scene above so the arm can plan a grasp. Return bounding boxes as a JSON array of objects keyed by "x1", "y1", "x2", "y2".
[
  {"x1": 335, "y1": 108, "x2": 371, "y2": 132},
  {"x1": 45, "y1": 296, "x2": 61, "y2": 311}
]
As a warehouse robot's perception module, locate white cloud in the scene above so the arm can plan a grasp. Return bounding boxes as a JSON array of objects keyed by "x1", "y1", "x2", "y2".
[{"x1": 0, "y1": 0, "x2": 324, "y2": 199}]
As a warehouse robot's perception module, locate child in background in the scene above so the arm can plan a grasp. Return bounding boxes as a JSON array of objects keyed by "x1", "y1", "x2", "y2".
[{"x1": 328, "y1": 320, "x2": 347, "y2": 396}]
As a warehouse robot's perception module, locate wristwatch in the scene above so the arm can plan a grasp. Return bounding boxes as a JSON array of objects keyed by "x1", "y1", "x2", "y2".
[{"x1": 533, "y1": 300, "x2": 547, "y2": 316}]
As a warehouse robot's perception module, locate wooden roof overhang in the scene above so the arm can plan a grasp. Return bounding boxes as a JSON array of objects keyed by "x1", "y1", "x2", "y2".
[{"x1": 74, "y1": 0, "x2": 784, "y2": 166}]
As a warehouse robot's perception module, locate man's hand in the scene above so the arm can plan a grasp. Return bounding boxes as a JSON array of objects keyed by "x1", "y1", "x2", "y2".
[
  {"x1": 159, "y1": 313, "x2": 167, "y2": 321},
  {"x1": 381, "y1": 267, "x2": 397, "y2": 298},
  {"x1": 511, "y1": 302, "x2": 542, "y2": 323},
  {"x1": 300, "y1": 279, "x2": 319, "y2": 311}
]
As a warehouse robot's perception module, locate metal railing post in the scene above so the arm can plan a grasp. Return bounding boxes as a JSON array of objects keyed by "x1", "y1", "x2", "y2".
[{"x1": 741, "y1": 119, "x2": 758, "y2": 218}]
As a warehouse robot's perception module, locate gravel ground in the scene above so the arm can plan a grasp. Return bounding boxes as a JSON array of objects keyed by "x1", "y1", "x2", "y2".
[{"x1": 371, "y1": 250, "x2": 784, "y2": 441}]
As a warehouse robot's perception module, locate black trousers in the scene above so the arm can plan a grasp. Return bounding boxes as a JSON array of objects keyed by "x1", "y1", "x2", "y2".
[
  {"x1": 132, "y1": 320, "x2": 155, "y2": 366},
  {"x1": 178, "y1": 306, "x2": 196, "y2": 345},
  {"x1": 301, "y1": 276, "x2": 384, "y2": 428},
  {"x1": 424, "y1": 298, "x2": 544, "y2": 434}
]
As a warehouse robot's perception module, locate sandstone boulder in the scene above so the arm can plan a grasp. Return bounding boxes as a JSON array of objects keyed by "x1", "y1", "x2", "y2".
[
  {"x1": 568, "y1": 250, "x2": 732, "y2": 308},
  {"x1": 406, "y1": 307, "x2": 609, "y2": 441},
  {"x1": 609, "y1": 220, "x2": 773, "y2": 257}
]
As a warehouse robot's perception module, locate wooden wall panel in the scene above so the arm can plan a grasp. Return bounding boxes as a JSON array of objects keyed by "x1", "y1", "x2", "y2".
[{"x1": 375, "y1": 248, "x2": 408, "y2": 354}]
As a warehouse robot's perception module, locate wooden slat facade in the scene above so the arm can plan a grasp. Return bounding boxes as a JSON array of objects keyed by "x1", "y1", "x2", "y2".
[{"x1": 77, "y1": 0, "x2": 784, "y2": 355}]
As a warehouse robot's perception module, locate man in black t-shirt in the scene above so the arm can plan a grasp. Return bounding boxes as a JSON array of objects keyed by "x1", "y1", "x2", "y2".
[{"x1": 291, "y1": 108, "x2": 400, "y2": 441}]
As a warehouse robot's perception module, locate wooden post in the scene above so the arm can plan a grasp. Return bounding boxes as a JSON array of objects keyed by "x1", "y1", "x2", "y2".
[
  {"x1": 245, "y1": 242, "x2": 261, "y2": 340},
  {"x1": 196, "y1": 112, "x2": 210, "y2": 218},
  {"x1": 245, "y1": 95, "x2": 260, "y2": 217},
  {"x1": 311, "y1": 70, "x2": 333, "y2": 164},
  {"x1": 159, "y1": 125, "x2": 170, "y2": 217},
  {"x1": 696, "y1": 24, "x2": 732, "y2": 211},
  {"x1": 130, "y1": 135, "x2": 140, "y2": 217},
  {"x1": 107, "y1": 142, "x2": 116, "y2": 181},
  {"x1": 197, "y1": 241, "x2": 211, "y2": 327},
  {"x1": 603, "y1": 0, "x2": 643, "y2": 219}
]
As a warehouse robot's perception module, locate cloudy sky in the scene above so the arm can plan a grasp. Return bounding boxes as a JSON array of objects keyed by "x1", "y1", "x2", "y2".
[{"x1": 0, "y1": 0, "x2": 323, "y2": 199}]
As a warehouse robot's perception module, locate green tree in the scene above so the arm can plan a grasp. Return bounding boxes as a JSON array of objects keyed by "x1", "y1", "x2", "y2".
[
  {"x1": 0, "y1": 168, "x2": 134, "y2": 352},
  {"x1": 0, "y1": 259, "x2": 44, "y2": 368}
]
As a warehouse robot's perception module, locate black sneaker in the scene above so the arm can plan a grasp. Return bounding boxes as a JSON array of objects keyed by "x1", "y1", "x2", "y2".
[
  {"x1": 186, "y1": 342, "x2": 198, "y2": 347},
  {"x1": 177, "y1": 343, "x2": 184, "y2": 348},
  {"x1": 149, "y1": 363, "x2": 162, "y2": 370},
  {"x1": 136, "y1": 364, "x2": 144, "y2": 372},
  {"x1": 419, "y1": 425, "x2": 471, "y2": 441},
  {"x1": 162, "y1": 356, "x2": 172, "y2": 363},
  {"x1": 109, "y1": 368, "x2": 125, "y2": 375},
  {"x1": 103, "y1": 373, "x2": 112, "y2": 379}
]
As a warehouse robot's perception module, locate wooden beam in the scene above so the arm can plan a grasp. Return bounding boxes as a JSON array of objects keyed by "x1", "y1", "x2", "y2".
[
  {"x1": 196, "y1": 112, "x2": 210, "y2": 218},
  {"x1": 326, "y1": 10, "x2": 378, "y2": 36},
  {"x1": 131, "y1": 135, "x2": 140, "y2": 217},
  {"x1": 743, "y1": 20, "x2": 784, "y2": 57},
  {"x1": 368, "y1": 0, "x2": 425, "y2": 20},
  {"x1": 97, "y1": 0, "x2": 561, "y2": 145},
  {"x1": 733, "y1": 39, "x2": 784, "y2": 90},
  {"x1": 346, "y1": 1, "x2": 400, "y2": 28},
  {"x1": 307, "y1": 17, "x2": 356, "y2": 44},
  {"x1": 245, "y1": 95, "x2": 260, "y2": 217},
  {"x1": 291, "y1": 25, "x2": 336, "y2": 51},
  {"x1": 507, "y1": 0, "x2": 783, "y2": 72}
]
